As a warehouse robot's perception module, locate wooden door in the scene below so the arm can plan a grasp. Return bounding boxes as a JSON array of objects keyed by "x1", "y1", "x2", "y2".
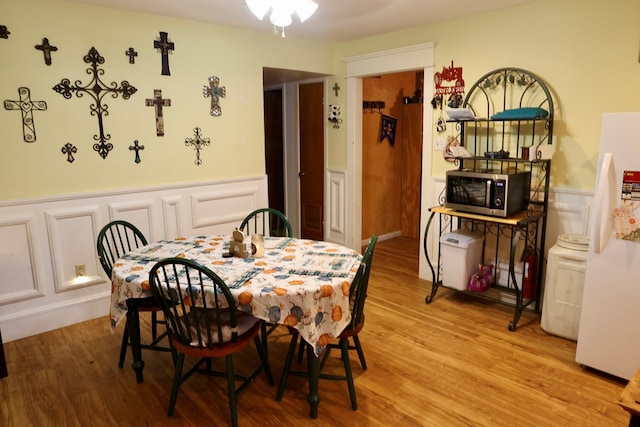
[
  {"x1": 263, "y1": 89, "x2": 285, "y2": 214},
  {"x1": 298, "y1": 82, "x2": 324, "y2": 241}
]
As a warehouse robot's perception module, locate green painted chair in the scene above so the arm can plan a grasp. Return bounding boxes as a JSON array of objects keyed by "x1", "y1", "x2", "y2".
[
  {"x1": 97, "y1": 220, "x2": 170, "y2": 370},
  {"x1": 149, "y1": 258, "x2": 274, "y2": 426},
  {"x1": 239, "y1": 208, "x2": 292, "y2": 238},
  {"x1": 276, "y1": 234, "x2": 378, "y2": 411}
]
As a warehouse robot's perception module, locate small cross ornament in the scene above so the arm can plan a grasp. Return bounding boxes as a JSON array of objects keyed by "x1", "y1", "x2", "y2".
[
  {"x1": 125, "y1": 47, "x2": 138, "y2": 64},
  {"x1": 0, "y1": 25, "x2": 10, "y2": 39},
  {"x1": 129, "y1": 140, "x2": 145, "y2": 163},
  {"x1": 333, "y1": 82, "x2": 341, "y2": 97},
  {"x1": 184, "y1": 127, "x2": 210, "y2": 166},
  {"x1": 61, "y1": 142, "x2": 77, "y2": 163},
  {"x1": 4, "y1": 87, "x2": 47, "y2": 142},
  {"x1": 154, "y1": 31, "x2": 174, "y2": 76},
  {"x1": 145, "y1": 89, "x2": 171, "y2": 136},
  {"x1": 35, "y1": 37, "x2": 57, "y2": 65},
  {"x1": 202, "y1": 76, "x2": 226, "y2": 116}
]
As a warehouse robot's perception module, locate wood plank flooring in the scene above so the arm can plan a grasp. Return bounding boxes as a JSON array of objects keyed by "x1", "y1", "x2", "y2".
[{"x1": 0, "y1": 237, "x2": 629, "y2": 426}]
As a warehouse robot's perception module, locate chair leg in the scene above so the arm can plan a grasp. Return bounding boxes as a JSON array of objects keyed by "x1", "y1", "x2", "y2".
[
  {"x1": 226, "y1": 355, "x2": 238, "y2": 427},
  {"x1": 118, "y1": 321, "x2": 129, "y2": 368},
  {"x1": 296, "y1": 333, "x2": 306, "y2": 363},
  {"x1": 167, "y1": 353, "x2": 185, "y2": 416},
  {"x1": 340, "y1": 338, "x2": 357, "y2": 410},
  {"x1": 254, "y1": 336, "x2": 274, "y2": 386},
  {"x1": 352, "y1": 335, "x2": 367, "y2": 371},
  {"x1": 151, "y1": 311, "x2": 158, "y2": 340},
  {"x1": 276, "y1": 329, "x2": 299, "y2": 401}
]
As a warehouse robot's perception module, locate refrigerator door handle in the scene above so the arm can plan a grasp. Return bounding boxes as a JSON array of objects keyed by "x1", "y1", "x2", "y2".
[{"x1": 592, "y1": 152, "x2": 613, "y2": 253}]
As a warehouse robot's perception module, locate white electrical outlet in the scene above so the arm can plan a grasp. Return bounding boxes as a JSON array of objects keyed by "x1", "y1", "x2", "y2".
[
  {"x1": 435, "y1": 137, "x2": 446, "y2": 151},
  {"x1": 75, "y1": 264, "x2": 86, "y2": 277}
]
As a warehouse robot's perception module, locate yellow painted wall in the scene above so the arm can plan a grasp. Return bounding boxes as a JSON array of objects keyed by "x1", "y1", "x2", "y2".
[
  {"x1": 3, "y1": 0, "x2": 640, "y2": 201},
  {"x1": 1, "y1": 0, "x2": 335, "y2": 199},
  {"x1": 336, "y1": 0, "x2": 640, "y2": 190}
]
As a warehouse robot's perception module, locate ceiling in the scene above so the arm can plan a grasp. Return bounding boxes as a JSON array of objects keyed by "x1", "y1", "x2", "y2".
[
  {"x1": 70, "y1": 0, "x2": 536, "y2": 42},
  {"x1": 68, "y1": 0, "x2": 536, "y2": 84}
]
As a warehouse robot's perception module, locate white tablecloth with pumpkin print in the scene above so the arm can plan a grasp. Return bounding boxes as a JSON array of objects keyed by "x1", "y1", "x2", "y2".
[{"x1": 110, "y1": 235, "x2": 362, "y2": 356}]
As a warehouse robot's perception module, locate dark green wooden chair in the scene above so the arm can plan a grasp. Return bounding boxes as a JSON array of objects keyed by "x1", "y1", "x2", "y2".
[
  {"x1": 276, "y1": 234, "x2": 378, "y2": 411},
  {"x1": 97, "y1": 220, "x2": 170, "y2": 370},
  {"x1": 149, "y1": 258, "x2": 274, "y2": 426},
  {"x1": 239, "y1": 208, "x2": 292, "y2": 238}
]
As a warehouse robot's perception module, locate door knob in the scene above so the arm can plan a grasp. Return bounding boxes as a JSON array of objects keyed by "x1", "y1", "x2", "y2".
[{"x1": 298, "y1": 172, "x2": 305, "y2": 178}]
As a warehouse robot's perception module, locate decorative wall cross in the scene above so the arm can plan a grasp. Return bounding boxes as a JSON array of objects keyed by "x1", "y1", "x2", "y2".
[
  {"x1": 154, "y1": 31, "x2": 174, "y2": 76},
  {"x1": 61, "y1": 142, "x2": 77, "y2": 163},
  {"x1": 3, "y1": 87, "x2": 47, "y2": 142},
  {"x1": 145, "y1": 89, "x2": 171, "y2": 136},
  {"x1": 125, "y1": 47, "x2": 138, "y2": 64},
  {"x1": 202, "y1": 76, "x2": 226, "y2": 116},
  {"x1": 333, "y1": 82, "x2": 341, "y2": 96},
  {"x1": 184, "y1": 127, "x2": 210, "y2": 166},
  {"x1": 0, "y1": 25, "x2": 10, "y2": 39},
  {"x1": 35, "y1": 37, "x2": 57, "y2": 66},
  {"x1": 53, "y1": 47, "x2": 137, "y2": 159},
  {"x1": 129, "y1": 140, "x2": 144, "y2": 163}
]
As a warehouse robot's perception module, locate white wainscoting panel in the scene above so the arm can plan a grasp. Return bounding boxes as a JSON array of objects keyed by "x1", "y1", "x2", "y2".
[
  {"x1": 0, "y1": 176, "x2": 268, "y2": 342},
  {"x1": 326, "y1": 169, "x2": 346, "y2": 245}
]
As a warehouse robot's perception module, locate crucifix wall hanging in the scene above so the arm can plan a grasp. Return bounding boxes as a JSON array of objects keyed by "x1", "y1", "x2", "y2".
[
  {"x1": 125, "y1": 47, "x2": 137, "y2": 64},
  {"x1": 61, "y1": 142, "x2": 77, "y2": 163},
  {"x1": 52, "y1": 46, "x2": 137, "y2": 159},
  {"x1": 0, "y1": 25, "x2": 10, "y2": 39},
  {"x1": 129, "y1": 140, "x2": 144, "y2": 163},
  {"x1": 145, "y1": 89, "x2": 171, "y2": 136},
  {"x1": 35, "y1": 37, "x2": 57, "y2": 66},
  {"x1": 4, "y1": 87, "x2": 47, "y2": 142},
  {"x1": 202, "y1": 76, "x2": 226, "y2": 116},
  {"x1": 154, "y1": 31, "x2": 174, "y2": 76},
  {"x1": 185, "y1": 127, "x2": 210, "y2": 166}
]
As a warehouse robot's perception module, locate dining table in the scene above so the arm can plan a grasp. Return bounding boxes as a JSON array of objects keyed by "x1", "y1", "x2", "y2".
[{"x1": 110, "y1": 233, "x2": 362, "y2": 418}]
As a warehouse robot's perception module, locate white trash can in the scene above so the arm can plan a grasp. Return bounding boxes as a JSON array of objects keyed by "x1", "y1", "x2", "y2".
[
  {"x1": 541, "y1": 234, "x2": 590, "y2": 341},
  {"x1": 439, "y1": 229, "x2": 484, "y2": 291}
]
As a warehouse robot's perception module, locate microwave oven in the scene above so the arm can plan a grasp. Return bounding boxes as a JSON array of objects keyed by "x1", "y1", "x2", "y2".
[{"x1": 445, "y1": 170, "x2": 531, "y2": 217}]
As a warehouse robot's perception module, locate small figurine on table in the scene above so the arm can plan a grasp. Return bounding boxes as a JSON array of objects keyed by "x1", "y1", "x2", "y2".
[{"x1": 230, "y1": 228, "x2": 250, "y2": 258}]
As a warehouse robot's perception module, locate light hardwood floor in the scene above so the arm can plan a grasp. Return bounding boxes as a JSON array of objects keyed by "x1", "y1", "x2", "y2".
[{"x1": 0, "y1": 237, "x2": 629, "y2": 426}]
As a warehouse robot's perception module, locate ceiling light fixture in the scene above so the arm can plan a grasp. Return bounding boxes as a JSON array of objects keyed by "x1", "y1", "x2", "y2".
[{"x1": 246, "y1": 0, "x2": 318, "y2": 38}]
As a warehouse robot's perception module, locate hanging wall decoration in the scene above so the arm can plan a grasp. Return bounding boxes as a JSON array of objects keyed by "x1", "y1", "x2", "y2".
[
  {"x1": 154, "y1": 31, "x2": 174, "y2": 76},
  {"x1": 35, "y1": 37, "x2": 58, "y2": 66},
  {"x1": 129, "y1": 140, "x2": 144, "y2": 163},
  {"x1": 434, "y1": 60, "x2": 465, "y2": 97},
  {"x1": 380, "y1": 114, "x2": 397, "y2": 147},
  {"x1": 61, "y1": 142, "x2": 77, "y2": 163},
  {"x1": 202, "y1": 76, "x2": 226, "y2": 116},
  {"x1": 0, "y1": 25, "x2": 10, "y2": 39},
  {"x1": 332, "y1": 82, "x2": 340, "y2": 96},
  {"x1": 4, "y1": 87, "x2": 47, "y2": 143},
  {"x1": 125, "y1": 47, "x2": 138, "y2": 64},
  {"x1": 145, "y1": 89, "x2": 171, "y2": 136},
  {"x1": 53, "y1": 46, "x2": 137, "y2": 159},
  {"x1": 184, "y1": 127, "x2": 210, "y2": 166}
]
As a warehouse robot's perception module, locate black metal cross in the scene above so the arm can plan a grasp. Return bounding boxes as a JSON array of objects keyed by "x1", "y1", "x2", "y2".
[
  {"x1": 125, "y1": 47, "x2": 138, "y2": 64},
  {"x1": 145, "y1": 89, "x2": 171, "y2": 136},
  {"x1": 154, "y1": 31, "x2": 174, "y2": 76},
  {"x1": 53, "y1": 46, "x2": 137, "y2": 159},
  {"x1": 129, "y1": 140, "x2": 144, "y2": 163},
  {"x1": 184, "y1": 127, "x2": 210, "y2": 166},
  {"x1": 3, "y1": 87, "x2": 47, "y2": 143},
  {"x1": 61, "y1": 142, "x2": 77, "y2": 163},
  {"x1": 333, "y1": 82, "x2": 341, "y2": 96},
  {"x1": 35, "y1": 37, "x2": 57, "y2": 66},
  {"x1": 202, "y1": 76, "x2": 226, "y2": 116},
  {"x1": 0, "y1": 25, "x2": 10, "y2": 39}
]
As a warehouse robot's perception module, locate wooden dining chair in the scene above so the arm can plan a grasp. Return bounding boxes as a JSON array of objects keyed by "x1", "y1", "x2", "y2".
[
  {"x1": 277, "y1": 234, "x2": 378, "y2": 411},
  {"x1": 148, "y1": 257, "x2": 274, "y2": 426},
  {"x1": 239, "y1": 207, "x2": 292, "y2": 238},
  {"x1": 96, "y1": 220, "x2": 170, "y2": 368}
]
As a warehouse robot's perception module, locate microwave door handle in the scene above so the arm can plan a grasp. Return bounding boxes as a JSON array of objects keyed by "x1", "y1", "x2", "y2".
[{"x1": 485, "y1": 180, "x2": 492, "y2": 208}]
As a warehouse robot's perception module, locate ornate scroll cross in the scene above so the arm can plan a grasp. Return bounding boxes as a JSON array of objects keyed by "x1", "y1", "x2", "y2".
[
  {"x1": 145, "y1": 89, "x2": 171, "y2": 136},
  {"x1": 3, "y1": 87, "x2": 47, "y2": 143},
  {"x1": 61, "y1": 142, "x2": 77, "y2": 163},
  {"x1": 202, "y1": 76, "x2": 226, "y2": 116},
  {"x1": 125, "y1": 47, "x2": 138, "y2": 64},
  {"x1": 184, "y1": 127, "x2": 210, "y2": 166},
  {"x1": 35, "y1": 37, "x2": 57, "y2": 66},
  {"x1": 129, "y1": 140, "x2": 144, "y2": 163},
  {"x1": 333, "y1": 82, "x2": 341, "y2": 96},
  {"x1": 154, "y1": 31, "x2": 174, "y2": 76},
  {"x1": 53, "y1": 46, "x2": 137, "y2": 159}
]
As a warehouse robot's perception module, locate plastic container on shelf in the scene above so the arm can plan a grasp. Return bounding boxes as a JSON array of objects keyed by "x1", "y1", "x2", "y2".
[
  {"x1": 439, "y1": 229, "x2": 484, "y2": 291},
  {"x1": 541, "y1": 234, "x2": 590, "y2": 341}
]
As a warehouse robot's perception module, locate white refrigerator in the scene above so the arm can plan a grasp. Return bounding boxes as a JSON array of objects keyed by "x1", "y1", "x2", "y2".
[{"x1": 575, "y1": 112, "x2": 640, "y2": 380}]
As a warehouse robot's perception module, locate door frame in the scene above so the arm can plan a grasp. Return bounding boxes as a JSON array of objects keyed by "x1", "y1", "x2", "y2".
[{"x1": 344, "y1": 43, "x2": 435, "y2": 280}]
